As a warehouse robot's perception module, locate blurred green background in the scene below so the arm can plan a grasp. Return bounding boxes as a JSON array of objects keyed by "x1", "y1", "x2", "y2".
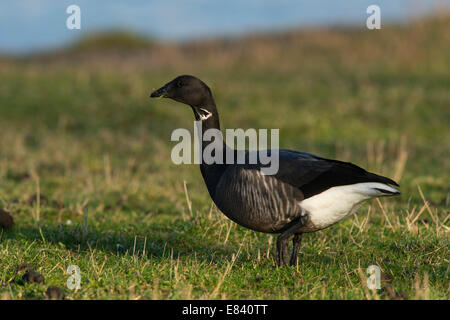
[{"x1": 0, "y1": 6, "x2": 448, "y2": 299}]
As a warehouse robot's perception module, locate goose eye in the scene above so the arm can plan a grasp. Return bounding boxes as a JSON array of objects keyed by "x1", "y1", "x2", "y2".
[{"x1": 177, "y1": 81, "x2": 183, "y2": 88}]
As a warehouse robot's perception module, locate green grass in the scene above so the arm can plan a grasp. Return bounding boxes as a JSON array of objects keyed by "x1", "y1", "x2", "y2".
[{"x1": 0, "y1": 16, "x2": 449, "y2": 299}]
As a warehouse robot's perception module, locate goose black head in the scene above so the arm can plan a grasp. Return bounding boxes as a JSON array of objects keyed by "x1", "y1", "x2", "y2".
[{"x1": 150, "y1": 75, "x2": 214, "y2": 108}]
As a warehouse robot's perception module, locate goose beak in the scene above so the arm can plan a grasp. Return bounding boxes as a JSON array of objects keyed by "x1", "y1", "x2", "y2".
[{"x1": 150, "y1": 85, "x2": 168, "y2": 98}]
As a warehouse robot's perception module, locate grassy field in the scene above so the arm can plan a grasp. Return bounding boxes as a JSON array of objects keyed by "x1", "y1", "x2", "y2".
[{"x1": 0, "y1": 15, "x2": 449, "y2": 300}]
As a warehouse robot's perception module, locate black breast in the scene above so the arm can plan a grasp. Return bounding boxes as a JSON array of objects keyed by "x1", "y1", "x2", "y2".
[{"x1": 212, "y1": 165, "x2": 303, "y2": 233}]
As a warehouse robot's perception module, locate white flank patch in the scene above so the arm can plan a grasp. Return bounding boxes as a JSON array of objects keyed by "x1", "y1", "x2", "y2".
[{"x1": 299, "y1": 182, "x2": 399, "y2": 230}]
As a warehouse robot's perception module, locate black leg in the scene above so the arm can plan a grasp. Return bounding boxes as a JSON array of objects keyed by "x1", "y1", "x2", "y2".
[
  {"x1": 275, "y1": 212, "x2": 308, "y2": 267},
  {"x1": 290, "y1": 233, "x2": 303, "y2": 266},
  {"x1": 276, "y1": 235, "x2": 290, "y2": 266}
]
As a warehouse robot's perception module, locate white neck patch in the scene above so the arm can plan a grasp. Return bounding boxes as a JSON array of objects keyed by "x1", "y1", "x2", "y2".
[{"x1": 197, "y1": 108, "x2": 212, "y2": 121}]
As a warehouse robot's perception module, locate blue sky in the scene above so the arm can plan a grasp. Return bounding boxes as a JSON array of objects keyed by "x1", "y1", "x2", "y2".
[{"x1": 0, "y1": 0, "x2": 448, "y2": 53}]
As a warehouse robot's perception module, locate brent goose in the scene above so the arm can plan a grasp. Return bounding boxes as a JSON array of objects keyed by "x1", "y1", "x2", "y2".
[{"x1": 150, "y1": 75, "x2": 400, "y2": 266}]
